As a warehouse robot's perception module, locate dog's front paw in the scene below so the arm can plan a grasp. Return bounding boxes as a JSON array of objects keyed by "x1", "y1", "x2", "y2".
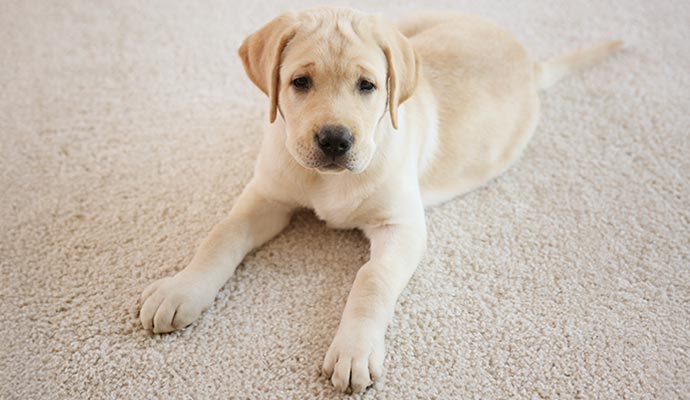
[
  {"x1": 322, "y1": 323, "x2": 386, "y2": 393},
  {"x1": 139, "y1": 272, "x2": 215, "y2": 334}
]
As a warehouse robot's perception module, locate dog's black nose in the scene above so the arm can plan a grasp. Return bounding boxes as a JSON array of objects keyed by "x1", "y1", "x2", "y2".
[{"x1": 315, "y1": 125, "x2": 353, "y2": 158}]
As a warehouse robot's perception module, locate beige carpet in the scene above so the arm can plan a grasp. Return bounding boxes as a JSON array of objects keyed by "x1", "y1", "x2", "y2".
[{"x1": 1, "y1": 0, "x2": 689, "y2": 398}]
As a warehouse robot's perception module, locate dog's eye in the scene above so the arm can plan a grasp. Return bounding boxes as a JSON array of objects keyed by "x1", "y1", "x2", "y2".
[
  {"x1": 292, "y1": 76, "x2": 311, "y2": 91},
  {"x1": 358, "y1": 79, "x2": 375, "y2": 93}
]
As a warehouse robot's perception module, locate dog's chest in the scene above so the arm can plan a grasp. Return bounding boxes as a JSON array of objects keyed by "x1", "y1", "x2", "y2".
[
  {"x1": 301, "y1": 183, "x2": 372, "y2": 230},
  {"x1": 310, "y1": 195, "x2": 363, "y2": 230}
]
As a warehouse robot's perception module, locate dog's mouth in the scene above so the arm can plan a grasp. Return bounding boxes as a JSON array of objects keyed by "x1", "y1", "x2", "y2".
[
  {"x1": 289, "y1": 143, "x2": 366, "y2": 174},
  {"x1": 315, "y1": 162, "x2": 349, "y2": 174}
]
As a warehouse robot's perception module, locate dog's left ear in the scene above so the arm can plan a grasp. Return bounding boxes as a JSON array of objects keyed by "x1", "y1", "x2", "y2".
[
  {"x1": 239, "y1": 12, "x2": 299, "y2": 123},
  {"x1": 375, "y1": 19, "x2": 420, "y2": 130}
]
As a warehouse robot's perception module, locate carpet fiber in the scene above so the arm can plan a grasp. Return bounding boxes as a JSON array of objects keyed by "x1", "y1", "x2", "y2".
[{"x1": 1, "y1": 0, "x2": 688, "y2": 398}]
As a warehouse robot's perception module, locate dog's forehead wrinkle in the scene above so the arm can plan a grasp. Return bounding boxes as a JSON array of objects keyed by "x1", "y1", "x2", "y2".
[
  {"x1": 285, "y1": 41, "x2": 383, "y2": 81},
  {"x1": 336, "y1": 17, "x2": 365, "y2": 44},
  {"x1": 293, "y1": 10, "x2": 370, "y2": 51}
]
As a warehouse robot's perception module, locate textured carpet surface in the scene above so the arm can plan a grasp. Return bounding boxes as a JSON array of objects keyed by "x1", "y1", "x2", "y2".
[{"x1": 1, "y1": 0, "x2": 689, "y2": 398}]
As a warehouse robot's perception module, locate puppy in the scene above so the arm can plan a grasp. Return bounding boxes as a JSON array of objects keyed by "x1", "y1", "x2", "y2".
[{"x1": 139, "y1": 7, "x2": 620, "y2": 393}]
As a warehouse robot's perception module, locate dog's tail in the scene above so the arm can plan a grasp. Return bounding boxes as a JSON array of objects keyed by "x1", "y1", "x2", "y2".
[{"x1": 535, "y1": 40, "x2": 623, "y2": 90}]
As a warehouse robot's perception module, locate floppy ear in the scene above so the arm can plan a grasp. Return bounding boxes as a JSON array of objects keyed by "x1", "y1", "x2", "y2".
[
  {"x1": 377, "y1": 22, "x2": 420, "y2": 129},
  {"x1": 238, "y1": 12, "x2": 299, "y2": 123}
]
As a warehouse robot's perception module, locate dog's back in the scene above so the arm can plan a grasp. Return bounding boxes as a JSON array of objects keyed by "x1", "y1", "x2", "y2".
[
  {"x1": 398, "y1": 14, "x2": 539, "y2": 206},
  {"x1": 397, "y1": 13, "x2": 620, "y2": 206}
]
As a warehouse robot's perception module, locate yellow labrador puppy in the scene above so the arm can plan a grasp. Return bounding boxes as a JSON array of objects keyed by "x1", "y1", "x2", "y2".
[{"x1": 139, "y1": 6, "x2": 620, "y2": 393}]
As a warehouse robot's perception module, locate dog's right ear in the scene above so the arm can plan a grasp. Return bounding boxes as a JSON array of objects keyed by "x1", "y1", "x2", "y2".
[{"x1": 239, "y1": 12, "x2": 299, "y2": 123}]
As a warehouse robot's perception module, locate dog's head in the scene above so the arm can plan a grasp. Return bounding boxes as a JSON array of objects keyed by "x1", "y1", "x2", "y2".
[{"x1": 239, "y1": 7, "x2": 419, "y2": 174}]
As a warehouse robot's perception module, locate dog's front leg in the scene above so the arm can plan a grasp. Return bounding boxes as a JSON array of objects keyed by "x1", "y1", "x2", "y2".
[
  {"x1": 139, "y1": 181, "x2": 293, "y2": 333},
  {"x1": 323, "y1": 212, "x2": 427, "y2": 393}
]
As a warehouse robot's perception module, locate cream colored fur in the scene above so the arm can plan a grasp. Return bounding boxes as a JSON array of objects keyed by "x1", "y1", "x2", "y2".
[{"x1": 138, "y1": 7, "x2": 620, "y2": 393}]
